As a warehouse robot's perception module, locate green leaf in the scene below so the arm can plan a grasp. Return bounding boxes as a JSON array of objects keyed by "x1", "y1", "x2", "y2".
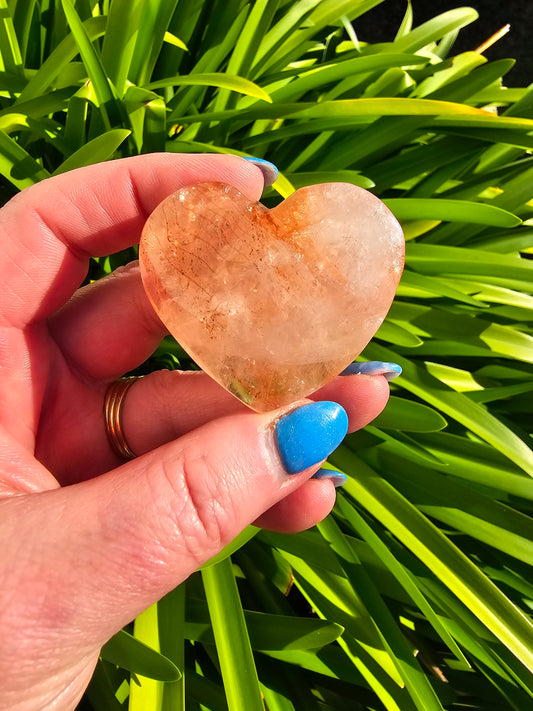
[
  {"x1": 395, "y1": 0, "x2": 413, "y2": 40},
  {"x1": 317, "y1": 515, "x2": 447, "y2": 711},
  {"x1": 129, "y1": 604, "x2": 164, "y2": 709},
  {"x1": 186, "y1": 598, "x2": 344, "y2": 651},
  {"x1": 60, "y1": 0, "x2": 116, "y2": 126},
  {"x1": 142, "y1": 95, "x2": 167, "y2": 153},
  {"x1": 379, "y1": 452, "x2": 533, "y2": 565},
  {"x1": 165, "y1": 4, "x2": 249, "y2": 118},
  {"x1": 202, "y1": 558, "x2": 264, "y2": 711},
  {"x1": 385, "y1": 198, "x2": 521, "y2": 227},
  {"x1": 461, "y1": 282, "x2": 533, "y2": 309},
  {"x1": 392, "y1": 8, "x2": 478, "y2": 53},
  {"x1": 152, "y1": 72, "x2": 272, "y2": 111},
  {"x1": 0, "y1": 87, "x2": 74, "y2": 123},
  {"x1": 158, "y1": 584, "x2": 186, "y2": 711},
  {"x1": 0, "y1": 0, "x2": 23, "y2": 75},
  {"x1": 364, "y1": 342, "x2": 533, "y2": 477},
  {"x1": 372, "y1": 396, "x2": 447, "y2": 432},
  {"x1": 224, "y1": 0, "x2": 277, "y2": 80},
  {"x1": 365, "y1": 427, "x2": 445, "y2": 467},
  {"x1": 255, "y1": 0, "x2": 386, "y2": 76},
  {"x1": 415, "y1": 432, "x2": 533, "y2": 501},
  {"x1": 330, "y1": 449, "x2": 533, "y2": 674},
  {"x1": 398, "y1": 271, "x2": 485, "y2": 306},
  {"x1": 173, "y1": 98, "x2": 533, "y2": 132},
  {"x1": 163, "y1": 31, "x2": 188, "y2": 51},
  {"x1": 249, "y1": 0, "x2": 322, "y2": 75},
  {"x1": 468, "y1": 381, "x2": 533, "y2": 404},
  {"x1": 282, "y1": 552, "x2": 414, "y2": 706},
  {"x1": 84, "y1": 660, "x2": 125, "y2": 711},
  {"x1": 375, "y1": 319, "x2": 424, "y2": 347},
  {"x1": 10, "y1": 0, "x2": 36, "y2": 64},
  {"x1": 406, "y1": 244, "x2": 533, "y2": 292},
  {"x1": 18, "y1": 16, "x2": 106, "y2": 102},
  {"x1": 100, "y1": 0, "x2": 144, "y2": 97},
  {"x1": 336, "y1": 497, "x2": 471, "y2": 668},
  {"x1": 186, "y1": 670, "x2": 230, "y2": 711},
  {"x1": 413, "y1": 52, "x2": 487, "y2": 100},
  {"x1": 128, "y1": 1, "x2": 180, "y2": 86},
  {"x1": 52, "y1": 128, "x2": 131, "y2": 174},
  {"x1": 285, "y1": 170, "x2": 374, "y2": 189},
  {"x1": 266, "y1": 53, "x2": 428, "y2": 104},
  {"x1": 101, "y1": 629, "x2": 181, "y2": 682},
  {"x1": 0, "y1": 128, "x2": 49, "y2": 187},
  {"x1": 296, "y1": 97, "x2": 532, "y2": 123}
]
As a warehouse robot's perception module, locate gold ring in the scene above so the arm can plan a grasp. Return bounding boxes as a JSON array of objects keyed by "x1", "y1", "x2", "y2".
[{"x1": 103, "y1": 376, "x2": 141, "y2": 460}]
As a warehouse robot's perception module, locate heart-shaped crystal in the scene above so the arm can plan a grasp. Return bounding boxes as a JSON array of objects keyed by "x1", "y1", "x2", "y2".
[{"x1": 139, "y1": 182, "x2": 404, "y2": 412}]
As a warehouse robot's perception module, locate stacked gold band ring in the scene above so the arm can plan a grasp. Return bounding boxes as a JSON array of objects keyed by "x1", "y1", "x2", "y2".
[{"x1": 103, "y1": 376, "x2": 141, "y2": 460}]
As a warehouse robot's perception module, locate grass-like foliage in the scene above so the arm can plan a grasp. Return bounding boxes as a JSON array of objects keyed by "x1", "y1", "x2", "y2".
[{"x1": 1, "y1": 1, "x2": 533, "y2": 709}]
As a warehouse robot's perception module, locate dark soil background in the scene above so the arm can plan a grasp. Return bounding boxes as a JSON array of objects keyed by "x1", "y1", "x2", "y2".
[{"x1": 355, "y1": 0, "x2": 532, "y2": 86}]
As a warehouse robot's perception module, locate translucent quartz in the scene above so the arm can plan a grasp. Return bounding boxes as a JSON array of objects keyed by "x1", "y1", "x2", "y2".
[{"x1": 139, "y1": 182, "x2": 404, "y2": 412}]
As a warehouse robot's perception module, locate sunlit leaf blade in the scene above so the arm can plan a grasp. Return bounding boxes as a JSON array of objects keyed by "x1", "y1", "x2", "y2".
[
  {"x1": 151, "y1": 73, "x2": 272, "y2": 108},
  {"x1": 101, "y1": 629, "x2": 181, "y2": 682},
  {"x1": 0, "y1": 128, "x2": 49, "y2": 187},
  {"x1": 129, "y1": 605, "x2": 164, "y2": 710},
  {"x1": 386, "y1": 198, "x2": 521, "y2": 227},
  {"x1": 185, "y1": 597, "x2": 344, "y2": 651},
  {"x1": 392, "y1": 8, "x2": 479, "y2": 53},
  {"x1": 395, "y1": 0, "x2": 413, "y2": 40},
  {"x1": 10, "y1": 0, "x2": 37, "y2": 65},
  {"x1": 335, "y1": 496, "x2": 471, "y2": 668},
  {"x1": 100, "y1": 0, "x2": 144, "y2": 97},
  {"x1": 18, "y1": 16, "x2": 107, "y2": 102},
  {"x1": 317, "y1": 516, "x2": 447, "y2": 711},
  {"x1": 265, "y1": 53, "x2": 429, "y2": 104},
  {"x1": 202, "y1": 559, "x2": 264, "y2": 711},
  {"x1": 378, "y1": 450, "x2": 533, "y2": 565},
  {"x1": 162, "y1": 32, "x2": 188, "y2": 51},
  {"x1": 52, "y1": 129, "x2": 131, "y2": 175},
  {"x1": 286, "y1": 170, "x2": 375, "y2": 189},
  {"x1": 371, "y1": 396, "x2": 447, "y2": 432},
  {"x1": 405, "y1": 244, "x2": 533, "y2": 290},
  {"x1": 364, "y1": 342, "x2": 533, "y2": 477},
  {"x1": 329, "y1": 450, "x2": 533, "y2": 674},
  {"x1": 60, "y1": 0, "x2": 116, "y2": 126},
  {"x1": 158, "y1": 584, "x2": 186, "y2": 711},
  {"x1": 128, "y1": 1, "x2": 180, "y2": 87},
  {"x1": 0, "y1": 0, "x2": 23, "y2": 75}
]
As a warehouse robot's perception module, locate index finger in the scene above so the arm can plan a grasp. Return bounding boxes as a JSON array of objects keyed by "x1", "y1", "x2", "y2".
[{"x1": 0, "y1": 153, "x2": 266, "y2": 327}]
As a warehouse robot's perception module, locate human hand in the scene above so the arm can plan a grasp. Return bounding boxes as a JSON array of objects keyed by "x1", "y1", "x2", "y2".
[{"x1": 0, "y1": 154, "x2": 392, "y2": 710}]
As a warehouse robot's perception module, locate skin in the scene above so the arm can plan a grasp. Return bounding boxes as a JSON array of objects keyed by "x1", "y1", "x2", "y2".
[{"x1": 0, "y1": 154, "x2": 390, "y2": 710}]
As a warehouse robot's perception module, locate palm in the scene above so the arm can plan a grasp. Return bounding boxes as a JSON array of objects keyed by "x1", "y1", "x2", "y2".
[{"x1": 35, "y1": 321, "x2": 122, "y2": 484}]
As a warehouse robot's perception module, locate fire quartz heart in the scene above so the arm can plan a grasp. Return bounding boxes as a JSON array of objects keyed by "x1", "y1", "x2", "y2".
[{"x1": 139, "y1": 181, "x2": 404, "y2": 412}]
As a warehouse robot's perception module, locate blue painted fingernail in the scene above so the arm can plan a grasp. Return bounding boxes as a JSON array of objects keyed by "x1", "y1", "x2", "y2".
[
  {"x1": 312, "y1": 468, "x2": 347, "y2": 488},
  {"x1": 275, "y1": 401, "x2": 348, "y2": 475},
  {"x1": 340, "y1": 361, "x2": 402, "y2": 381},
  {"x1": 242, "y1": 157, "x2": 279, "y2": 186}
]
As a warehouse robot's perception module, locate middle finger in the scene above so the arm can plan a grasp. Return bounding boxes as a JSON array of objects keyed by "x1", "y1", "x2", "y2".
[{"x1": 121, "y1": 368, "x2": 391, "y2": 456}]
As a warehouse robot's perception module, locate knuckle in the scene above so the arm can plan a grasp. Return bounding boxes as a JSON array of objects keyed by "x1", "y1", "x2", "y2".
[{"x1": 157, "y1": 442, "x2": 238, "y2": 567}]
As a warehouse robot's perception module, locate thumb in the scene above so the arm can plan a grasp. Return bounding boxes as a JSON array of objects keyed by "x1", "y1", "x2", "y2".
[{"x1": 7, "y1": 401, "x2": 347, "y2": 649}]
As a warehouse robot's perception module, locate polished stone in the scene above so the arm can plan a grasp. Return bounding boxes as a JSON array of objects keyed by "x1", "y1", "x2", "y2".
[{"x1": 140, "y1": 182, "x2": 404, "y2": 412}]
